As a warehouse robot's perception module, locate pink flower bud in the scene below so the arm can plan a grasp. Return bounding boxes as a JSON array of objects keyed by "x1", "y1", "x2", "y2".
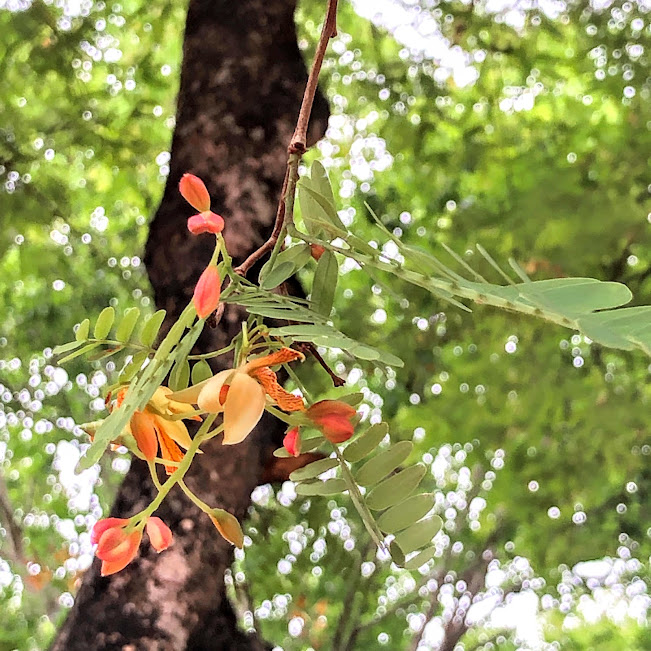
[
  {"x1": 179, "y1": 173, "x2": 211, "y2": 212},
  {"x1": 310, "y1": 244, "x2": 326, "y2": 261},
  {"x1": 193, "y1": 266, "x2": 222, "y2": 319},
  {"x1": 146, "y1": 517, "x2": 173, "y2": 552},
  {"x1": 307, "y1": 400, "x2": 357, "y2": 443},
  {"x1": 187, "y1": 211, "x2": 225, "y2": 235},
  {"x1": 283, "y1": 427, "x2": 301, "y2": 457}
]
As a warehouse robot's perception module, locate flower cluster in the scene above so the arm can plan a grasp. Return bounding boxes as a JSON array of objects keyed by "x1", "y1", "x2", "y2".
[{"x1": 92, "y1": 516, "x2": 172, "y2": 576}]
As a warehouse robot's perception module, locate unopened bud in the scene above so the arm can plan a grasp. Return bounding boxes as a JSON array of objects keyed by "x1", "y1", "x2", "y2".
[
  {"x1": 310, "y1": 244, "x2": 326, "y2": 261},
  {"x1": 193, "y1": 266, "x2": 222, "y2": 319},
  {"x1": 209, "y1": 510, "x2": 244, "y2": 549},
  {"x1": 179, "y1": 173, "x2": 211, "y2": 212}
]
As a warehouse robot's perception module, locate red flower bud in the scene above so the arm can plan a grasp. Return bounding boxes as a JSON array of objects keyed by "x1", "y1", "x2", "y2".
[
  {"x1": 307, "y1": 400, "x2": 357, "y2": 443},
  {"x1": 310, "y1": 244, "x2": 326, "y2": 261},
  {"x1": 146, "y1": 517, "x2": 173, "y2": 552},
  {"x1": 187, "y1": 211, "x2": 225, "y2": 235},
  {"x1": 179, "y1": 173, "x2": 211, "y2": 212},
  {"x1": 283, "y1": 427, "x2": 301, "y2": 457},
  {"x1": 193, "y1": 266, "x2": 222, "y2": 319}
]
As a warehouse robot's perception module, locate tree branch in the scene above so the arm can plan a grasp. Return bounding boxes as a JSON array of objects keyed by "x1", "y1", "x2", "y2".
[{"x1": 234, "y1": 0, "x2": 338, "y2": 277}]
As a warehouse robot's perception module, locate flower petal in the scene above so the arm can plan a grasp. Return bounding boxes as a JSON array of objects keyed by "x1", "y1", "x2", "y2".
[
  {"x1": 91, "y1": 517, "x2": 129, "y2": 546},
  {"x1": 157, "y1": 427, "x2": 185, "y2": 475},
  {"x1": 242, "y1": 347, "x2": 304, "y2": 373},
  {"x1": 222, "y1": 373, "x2": 266, "y2": 445},
  {"x1": 155, "y1": 415, "x2": 193, "y2": 450},
  {"x1": 129, "y1": 411, "x2": 159, "y2": 460},
  {"x1": 196, "y1": 370, "x2": 234, "y2": 413},
  {"x1": 97, "y1": 528, "x2": 142, "y2": 563},
  {"x1": 250, "y1": 367, "x2": 305, "y2": 412},
  {"x1": 169, "y1": 377, "x2": 214, "y2": 405},
  {"x1": 146, "y1": 517, "x2": 173, "y2": 552}
]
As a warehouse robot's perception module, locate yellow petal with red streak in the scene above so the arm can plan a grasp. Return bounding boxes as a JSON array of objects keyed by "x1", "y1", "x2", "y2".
[{"x1": 222, "y1": 373, "x2": 266, "y2": 445}]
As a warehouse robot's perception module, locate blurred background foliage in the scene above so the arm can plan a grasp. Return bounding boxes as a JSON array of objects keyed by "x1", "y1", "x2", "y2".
[{"x1": 0, "y1": 0, "x2": 649, "y2": 649}]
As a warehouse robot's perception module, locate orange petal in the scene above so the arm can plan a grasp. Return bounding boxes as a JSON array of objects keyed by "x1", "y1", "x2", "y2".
[
  {"x1": 242, "y1": 347, "x2": 304, "y2": 373},
  {"x1": 97, "y1": 528, "x2": 142, "y2": 564},
  {"x1": 130, "y1": 411, "x2": 159, "y2": 460},
  {"x1": 179, "y1": 173, "x2": 211, "y2": 212},
  {"x1": 283, "y1": 427, "x2": 301, "y2": 457},
  {"x1": 222, "y1": 373, "x2": 266, "y2": 445},
  {"x1": 250, "y1": 367, "x2": 305, "y2": 412},
  {"x1": 91, "y1": 517, "x2": 129, "y2": 546},
  {"x1": 157, "y1": 428, "x2": 184, "y2": 475},
  {"x1": 146, "y1": 517, "x2": 173, "y2": 552}
]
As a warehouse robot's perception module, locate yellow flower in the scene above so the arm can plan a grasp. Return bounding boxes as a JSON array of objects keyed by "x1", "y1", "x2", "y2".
[
  {"x1": 117, "y1": 386, "x2": 201, "y2": 474},
  {"x1": 171, "y1": 348, "x2": 305, "y2": 445}
]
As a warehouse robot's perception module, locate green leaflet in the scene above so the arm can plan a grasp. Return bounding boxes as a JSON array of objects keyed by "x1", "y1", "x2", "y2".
[
  {"x1": 191, "y1": 360, "x2": 213, "y2": 385},
  {"x1": 57, "y1": 342, "x2": 100, "y2": 364},
  {"x1": 366, "y1": 464, "x2": 427, "y2": 511},
  {"x1": 53, "y1": 340, "x2": 84, "y2": 355},
  {"x1": 259, "y1": 261, "x2": 296, "y2": 291},
  {"x1": 289, "y1": 457, "x2": 338, "y2": 481},
  {"x1": 311, "y1": 249, "x2": 338, "y2": 316},
  {"x1": 343, "y1": 423, "x2": 388, "y2": 463},
  {"x1": 169, "y1": 359, "x2": 190, "y2": 391},
  {"x1": 76, "y1": 318, "x2": 90, "y2": 342},
  {"x1": 259, "y1": 243, "x2": 312, "y2": 290},
  {"x1": 294, "y1": 478, "x2": 348, "y2": 496},
  {"x1": 119, "y1": 351, "x2": 149, "y2": 383},
  {"x1": 115, "y1": 307, "x2": 141, "y2": 342},
  {"x1": 355, "y1": 440, "x2": 413, "y2": 487},
  {"x1": 394, "y1": 516, "x2": 443, "y2": 554},
  {"x1": 403, "y1": 546, "x2": 438, "y2": 570},
  {"x1": 376, "y1": 493, "x2": 435, "y2": 534},
  {"x1": 139, "y1": 309, "x2": 166, "y2": 347},
  {"x1": 94, "y1": 307, "x2": 115, "y2": 339}
]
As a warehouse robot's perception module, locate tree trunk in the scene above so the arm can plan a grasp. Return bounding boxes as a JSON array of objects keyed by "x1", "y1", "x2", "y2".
[{"x1": 51, "y1": 1, "x2": 327, "y2": 649}]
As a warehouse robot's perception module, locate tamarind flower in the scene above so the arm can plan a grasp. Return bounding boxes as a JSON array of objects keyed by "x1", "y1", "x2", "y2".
[
  {"x1": 180, "y1": 173, "x2": 225, "y2": 235},
  {"x1": 116, "y1": 386, "x2": 201, "y2": 474},
  {"x1": 172, "y1": 348, "x2": 305, "y2": 445},
  {"x1": 306, "y1": 400, "x2": 357, "y2": 443},
  {"x1": 91, "y1": 516, "x2": 174, "y2": 576}
]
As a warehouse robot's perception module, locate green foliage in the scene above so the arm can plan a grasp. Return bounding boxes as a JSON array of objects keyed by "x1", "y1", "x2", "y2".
[{"x1": 1, "y1": 0, "x2": 650, "y2": 649}]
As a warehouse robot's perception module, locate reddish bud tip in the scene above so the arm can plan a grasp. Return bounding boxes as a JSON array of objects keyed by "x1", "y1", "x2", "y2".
[
  {"x1": 307, "y1": 400, "x2": 357, "y2": 444},
  {"x1": 187, "y1": 211, "x2": 225, "y2": 236},
  {"x1": 310, "y1": 244, "x2": 326, "y2": 261},
  {"x1": 179, "y1": 173, "x2": 211, "y2": 212},
  {"x1": 283, "y1": 427, "x2": 301, "y2": 457},
  {"x1": 146, "y1": 517, "x2": 173, "y2": 553},
  {"x1": 193, "y1": 266, "x2": 222, "y2": 319}
]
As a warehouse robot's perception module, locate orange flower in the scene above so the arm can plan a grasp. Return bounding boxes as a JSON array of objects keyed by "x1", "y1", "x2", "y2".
[
  {"x1": 92, "y1": 518, "x2": 141, "y2": 576},
  {"x1": 307, "y1": 400, "x2": 357, "y2": 443},
  {"x1": 146, "y1": 517, "x2": 173, "y2": 552},
  {"x1": 283, "y1": 427, "x2": 301, "y2": 457},
  {"x1": 193, "y1": 265, "x2": 222, "y2": 318},
  {"x1": 117, "y1": 387, "x2": 201, "y2": 474},
  {"x1": 180, "y1": 173, "x2": 225, "y2": 235},
  {"x1": 172, "y1": 348, "x2": 305, "y2": 445}
]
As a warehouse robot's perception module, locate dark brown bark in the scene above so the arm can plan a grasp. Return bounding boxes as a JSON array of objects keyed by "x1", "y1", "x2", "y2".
[{"x1": 51, "y1": 1, "x2": 327, "y2": 649}]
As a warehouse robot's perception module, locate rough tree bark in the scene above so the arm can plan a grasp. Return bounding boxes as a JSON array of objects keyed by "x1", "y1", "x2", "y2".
[{"x1": 51, "y1": 1, "x2": 328, "y2": 649}]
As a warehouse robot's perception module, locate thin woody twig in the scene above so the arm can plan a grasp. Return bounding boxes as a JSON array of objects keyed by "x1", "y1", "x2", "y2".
[
  {"x1": 234, "y1": 0, "x2": 339, "y2": 277},
  {"x1": 295, "y1": 341, "x2": 345, "y2": 387}
]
